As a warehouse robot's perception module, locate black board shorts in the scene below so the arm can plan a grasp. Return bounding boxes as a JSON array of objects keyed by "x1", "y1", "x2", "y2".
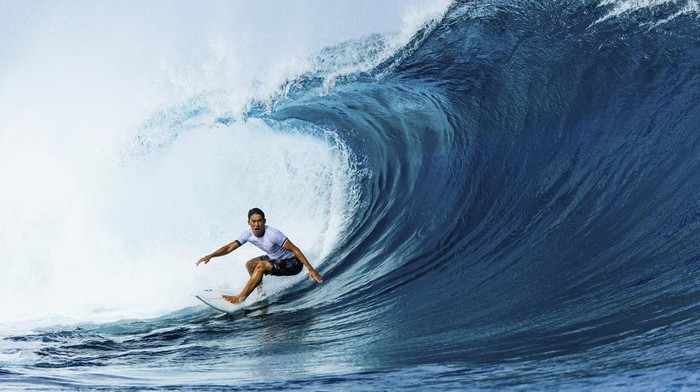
[{"x1": 260, "y1": 255, "x2": 303, "y2": 276}]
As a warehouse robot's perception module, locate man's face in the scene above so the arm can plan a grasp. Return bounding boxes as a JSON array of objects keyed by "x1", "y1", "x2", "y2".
[{"x1": 248, "y1": 213, "x2": 265, "y2": 237}]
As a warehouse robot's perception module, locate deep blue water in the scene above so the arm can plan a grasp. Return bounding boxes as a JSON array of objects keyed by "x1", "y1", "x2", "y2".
[{"x1": 2, "y1": 0, "x2": 700, "y2": 390}]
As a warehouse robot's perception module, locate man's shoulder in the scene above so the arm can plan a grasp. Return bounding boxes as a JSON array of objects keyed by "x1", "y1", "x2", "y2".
[
  {"x1": 237, "y1": 228, "x2": 253, "y2": 241},
  {"x1": 264, "y1": 225, "x2": 287, "y2": 239},
  {"x1": 264, "y1": 225, "x2": 281, "y2": 233}
]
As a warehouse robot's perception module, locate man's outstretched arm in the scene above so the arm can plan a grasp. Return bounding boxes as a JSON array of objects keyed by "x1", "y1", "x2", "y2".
[
  {"x1": 196, "y1": 241, "x2": 240, "y2": 266},
  {"x1": 284, "y1": 240, "x2": 323, "y2": 283}
]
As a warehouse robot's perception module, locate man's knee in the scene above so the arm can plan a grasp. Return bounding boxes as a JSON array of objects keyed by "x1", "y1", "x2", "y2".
[
  {"x1": 254, "y1": 261, "x2": 272, "y2": 274},
  {"x1": 246, "y1": 258, "x2": 258, "y2": 271}
]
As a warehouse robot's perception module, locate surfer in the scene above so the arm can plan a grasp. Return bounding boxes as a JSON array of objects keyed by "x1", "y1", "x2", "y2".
[{"x1": 196, "y1": 208, "x2": 323, "y2": 304}]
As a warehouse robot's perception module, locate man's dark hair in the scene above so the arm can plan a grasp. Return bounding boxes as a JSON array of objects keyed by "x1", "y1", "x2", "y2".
[{"x1": 248, "y1": 208, "x2": 265, "y2": 220}]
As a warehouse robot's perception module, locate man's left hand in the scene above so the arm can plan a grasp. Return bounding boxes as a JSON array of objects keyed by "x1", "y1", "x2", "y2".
[{"x1": 309, "y1": 270, "x2": 323, "y2": 283}]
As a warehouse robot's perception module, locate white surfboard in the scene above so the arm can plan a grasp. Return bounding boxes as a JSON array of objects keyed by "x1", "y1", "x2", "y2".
[{"x1": 194, "y1": 289, "x2": 245, "y2": 314}]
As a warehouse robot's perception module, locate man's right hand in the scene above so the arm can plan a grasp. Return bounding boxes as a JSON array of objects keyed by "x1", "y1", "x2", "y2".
[{"x1": 196, "y1": 255, "x2": 211, "y2": 266}]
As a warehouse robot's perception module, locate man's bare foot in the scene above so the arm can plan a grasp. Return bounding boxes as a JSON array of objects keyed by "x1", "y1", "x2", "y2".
[{"x1": 222, "y1": 294, "x2": 244, "y2": 304}]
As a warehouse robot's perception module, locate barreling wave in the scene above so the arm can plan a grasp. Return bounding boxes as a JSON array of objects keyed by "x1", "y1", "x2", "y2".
[
  {"x1": 248, "y1": 0, "x2": 700, "y2": 368},
  {"x1": 3, "y1": 0, "x2": 699, "y2": 389}
]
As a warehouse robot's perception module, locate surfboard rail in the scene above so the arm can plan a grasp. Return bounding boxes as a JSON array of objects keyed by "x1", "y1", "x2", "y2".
[{"x1": 194, "y1": 289, "x2": 244, "y2": 314}]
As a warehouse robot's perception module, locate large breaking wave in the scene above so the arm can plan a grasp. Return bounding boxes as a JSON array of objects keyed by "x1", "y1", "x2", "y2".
[{"x1": 2, "y1": 0, "x2": 699, "y2": 389}]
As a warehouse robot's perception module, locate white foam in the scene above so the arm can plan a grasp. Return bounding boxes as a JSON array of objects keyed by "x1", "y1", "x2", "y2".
[
  {"x1": 0, "y1": 115, "x2": 360, "y2": 326},
  {"x1": 595, "y1": 0, "x2": 699, "y2": 24}
]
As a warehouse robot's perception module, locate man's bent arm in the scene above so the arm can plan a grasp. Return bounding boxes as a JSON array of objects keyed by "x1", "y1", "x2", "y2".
[
  {"x1": 283, "y1": 240, "x2": 323, "y2": 283},
  {"x1": 196, "y1": 241, "x2": 240, "y2": 266}
]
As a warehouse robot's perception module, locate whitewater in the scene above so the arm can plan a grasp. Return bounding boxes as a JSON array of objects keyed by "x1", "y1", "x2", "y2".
[{"x1": 1, "y1": 0, "x2": 700, "y2": 390}]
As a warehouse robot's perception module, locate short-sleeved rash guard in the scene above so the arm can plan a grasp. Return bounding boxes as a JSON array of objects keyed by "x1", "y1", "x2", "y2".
[{"x1": 236, "y1": 225, "x2": 294, "y2": 260}]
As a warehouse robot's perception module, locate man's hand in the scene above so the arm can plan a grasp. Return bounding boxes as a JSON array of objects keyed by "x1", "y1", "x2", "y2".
[
  {"x1": 196, "y1": 255, "x2": 211, "y2": 266},
  {"x1": 308, "y1": 269, "x2": 323, "y2": 283}
]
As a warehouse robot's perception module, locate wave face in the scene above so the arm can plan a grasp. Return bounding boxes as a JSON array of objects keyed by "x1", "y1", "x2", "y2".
[
  {"x1": 3, "y1": 0, "x2": 700, "y2": 390},
  {"x1": 264, "y1": 0, "x2": 700, "y2": 368}
]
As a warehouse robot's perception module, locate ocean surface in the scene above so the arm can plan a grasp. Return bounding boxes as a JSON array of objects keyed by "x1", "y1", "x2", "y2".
[{"x1": 2, "y1": 0, "x2": 700, "y2": 390}]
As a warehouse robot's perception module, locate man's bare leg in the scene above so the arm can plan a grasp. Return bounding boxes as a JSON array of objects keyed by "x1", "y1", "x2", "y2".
[
  {"x1": 223, "y1": 260, "x2": 272, "y2": 304},
  {"x1": 246, "y1": 257, "x2": 265, "y2": 296}
]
